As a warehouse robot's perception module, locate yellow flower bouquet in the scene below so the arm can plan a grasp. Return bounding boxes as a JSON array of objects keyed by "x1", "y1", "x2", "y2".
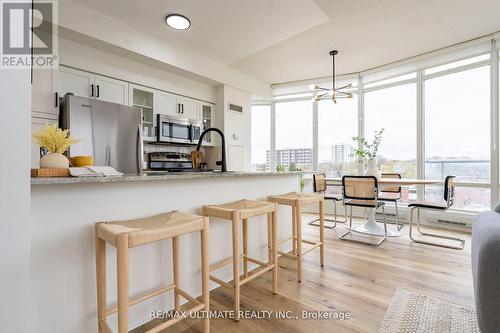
[{"x1": 32, "y1": 123, "x2": 81, "y2": 169}]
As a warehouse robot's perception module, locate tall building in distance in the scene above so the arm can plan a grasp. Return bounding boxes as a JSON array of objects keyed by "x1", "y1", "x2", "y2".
[
  {"x1": 266, "y1": 148, "x2": 313, "y2": 169},
  {"x1": 331, "y1": 143, "x2": 355, "y2": 165}
]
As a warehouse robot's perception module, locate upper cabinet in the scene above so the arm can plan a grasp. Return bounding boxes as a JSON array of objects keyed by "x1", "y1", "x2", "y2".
[
  {"x1": 59, "y1": 66, "x2": 128, "y2": 105},
  {"x1": 32, "y1": 68, "x2": 59, "y2": 118},
  {"x1": 94, "y1": 75, "x2": 128, "y2": 105},
  {"x1": 130, "y1": 84, "x2": 156, "y2": 142},
  {"x1": 201, "y1": 103, "x2": 215, "y2": 145},
  {"x1": 156, "y1": 92, "x2": 200, "y2": 121},
  {"x1": 59, "y1": 66, "x2": 93, "y2": 98}
]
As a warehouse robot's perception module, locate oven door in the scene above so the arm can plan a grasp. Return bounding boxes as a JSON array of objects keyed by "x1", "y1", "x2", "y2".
[{"x1": 157, "y1": 115, "x2": 192, "y2": 144}]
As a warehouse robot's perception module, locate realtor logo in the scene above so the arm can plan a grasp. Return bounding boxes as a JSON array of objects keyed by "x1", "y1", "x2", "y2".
[{"x1": 1, "y1": 0, "x2": 58, "y2": 69}]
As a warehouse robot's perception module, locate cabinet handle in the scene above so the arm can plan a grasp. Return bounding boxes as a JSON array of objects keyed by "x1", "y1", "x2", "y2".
[
  {"x1": 55, "y1": 92, "x2": 59, "y2": 107},
  {"x1": 91, "y1": 84, "x2": 94, "y2": 97},
  {"x1": 181, "y1": 104, "x2": 184, "y2": 114},
  {"x1": 177, "y1": 103, "x2": 180, "y2": 113},
  {"x1": 96, "y1": 85, "x2": 100, "y2": 98}
]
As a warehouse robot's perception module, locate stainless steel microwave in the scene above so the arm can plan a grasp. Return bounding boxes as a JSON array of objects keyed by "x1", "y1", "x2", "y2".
[{"x1": 156, "y1": 114, "x2": 202, "y2": 144}]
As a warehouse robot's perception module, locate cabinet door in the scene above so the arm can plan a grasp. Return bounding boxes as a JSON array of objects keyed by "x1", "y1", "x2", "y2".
[
  {"x1": 59, "y1": 66, "x2": 94, "y2": 98},
  {"x1": 31, "y1": 117, "x2": 58, "y2": 168},
  {"x1": 156, "y1": 92, "x2": 179, "y2": 117},
  {"x1": 94, "y1": 75, "x2": 128, "y2": 105},
  {"x1": 32, "y1": 68, "x2": 58, "y2": 118},
  {"x1": 179, "y1": 98, "x2": 200, "y2": 121}
]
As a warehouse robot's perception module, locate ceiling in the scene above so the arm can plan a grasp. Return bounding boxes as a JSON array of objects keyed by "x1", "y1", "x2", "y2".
[{"x1": 71, "y1": 0, "x2": 500, "y2": 85}]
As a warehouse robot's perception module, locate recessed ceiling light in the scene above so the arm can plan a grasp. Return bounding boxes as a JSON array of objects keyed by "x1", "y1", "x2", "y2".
[{"x1": 165, "y1": 14, "x2": 191, "y2": 30}]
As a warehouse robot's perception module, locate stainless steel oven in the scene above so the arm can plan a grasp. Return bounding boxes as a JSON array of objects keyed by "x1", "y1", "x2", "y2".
[{"x1": 156, "y1": 114, "x2": 202, "y2": 144}]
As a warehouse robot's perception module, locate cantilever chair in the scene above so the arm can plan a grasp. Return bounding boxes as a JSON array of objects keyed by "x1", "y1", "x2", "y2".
[
  {"x1": 340, "y1": 175, "x2": 388, "y2": 246},
  {"x1": 408, "y1": 175, "x2": 465, "y2": 250},
  {"x1": 308, "y1": 173, "x2": 347, "y2": 229},
  {"x1": 377, "y1": 173, "x2": 403, "y2": 230}
]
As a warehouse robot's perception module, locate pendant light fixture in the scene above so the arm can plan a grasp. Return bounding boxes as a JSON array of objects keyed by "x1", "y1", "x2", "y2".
[{"x1": 310, "y1": 50, "x2": 353, "y2": 103}]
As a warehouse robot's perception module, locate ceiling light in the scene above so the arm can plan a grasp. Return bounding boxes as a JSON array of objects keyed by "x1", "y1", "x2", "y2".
[
  {"x1": 310, "y1": 50, "x2": 353, "y2": 103},
  {"x1": 165, "y1": 14, "x2": 191, "y2": 30}
]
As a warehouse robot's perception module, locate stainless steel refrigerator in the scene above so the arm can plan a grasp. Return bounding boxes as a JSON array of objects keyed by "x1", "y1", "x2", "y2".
[{"x1": 61, "y1": 94, "x2": 143, "y2": 173}]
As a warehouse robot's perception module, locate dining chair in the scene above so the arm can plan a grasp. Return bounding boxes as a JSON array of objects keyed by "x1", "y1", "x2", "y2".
[
  {"x1": 340, "y1": 175, "x2": 388, "y2": 245},
  {"x1": 309, "y1": 173, "x2": 347, "y2": 229},
  {"x1": 377, "y1": 173, "x2": 403, "y2": 230},
  {"x1": 408, "y1": 175, "x2": 465, "y2": 250}
]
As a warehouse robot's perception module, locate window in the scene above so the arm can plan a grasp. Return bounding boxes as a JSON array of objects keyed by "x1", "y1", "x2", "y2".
[
  {"x1": 317, "y1": 96, "x2": 358, "y2": 176},
  {"x1": 364, "y1": 83, "x2": 417, "y2": 203},
  {"x1": 424, "y1": 65, "x2": 491, "y2": 211},
  {"x1": 275, "y1": 100, "x2": 313, "y2": 171},
  {"x1": 250, "y1": 105, "x2": 271, "y2": 171}
]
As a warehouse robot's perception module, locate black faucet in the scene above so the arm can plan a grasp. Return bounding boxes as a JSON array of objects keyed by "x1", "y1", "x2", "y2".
[{"x1": 196, "y1": 128, "x2": 227, "y2": 172}]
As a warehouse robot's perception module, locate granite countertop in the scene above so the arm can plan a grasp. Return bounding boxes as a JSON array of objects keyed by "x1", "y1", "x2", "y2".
[{"x1": 31, "y1": 171, "x2": 300, "y2": 185}]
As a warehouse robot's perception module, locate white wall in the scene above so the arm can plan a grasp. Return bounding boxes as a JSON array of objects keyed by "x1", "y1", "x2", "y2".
[
  {"x1": 214, "y1": 85, "x2": 252, "y2": 171},
  {"x1": 0, "y1": 69, "x2": 31, "y2": 332},
  {"x1": 59, "y1": 37, "x2": 217, "y2": 103}
]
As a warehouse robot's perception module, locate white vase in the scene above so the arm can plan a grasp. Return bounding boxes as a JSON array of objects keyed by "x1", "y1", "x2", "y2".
[
  {"x1": 39, "y1": 153, "x2": 70, "y2": 169},
  {"x1": 365, "y1": 159, "x2": 381, "y2": 178}
]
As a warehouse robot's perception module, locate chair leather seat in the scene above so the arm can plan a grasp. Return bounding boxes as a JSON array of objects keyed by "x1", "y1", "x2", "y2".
[
  {"x1": 408, "y1": 200, "x2": 447, "y2": 210},
  {"x1": 345, "y1": 199, "x2": 385, "y2": 208}
]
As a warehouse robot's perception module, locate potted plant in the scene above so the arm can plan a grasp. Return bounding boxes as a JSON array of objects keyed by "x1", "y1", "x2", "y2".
[
  {"x1": 351, "y1": 128, "x2": 385, "y2": 178},
  {"x1": 32, "y1": 123, "x2": 81, "y2": 169}
]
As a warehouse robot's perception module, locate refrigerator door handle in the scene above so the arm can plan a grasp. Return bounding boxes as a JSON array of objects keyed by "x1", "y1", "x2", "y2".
[{"x1": 137, "y1": 124, "x2": 144, "y2": 174}]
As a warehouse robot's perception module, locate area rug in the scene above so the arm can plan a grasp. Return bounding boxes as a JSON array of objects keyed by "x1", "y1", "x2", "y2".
[{"x1": 380, "y1": 288, "x2": 480, "y2": 333}]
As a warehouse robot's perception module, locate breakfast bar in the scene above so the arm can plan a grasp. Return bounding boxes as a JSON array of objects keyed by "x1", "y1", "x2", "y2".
[{"x1": 30, "y1": 172, "x2": 299, "y2": 333}]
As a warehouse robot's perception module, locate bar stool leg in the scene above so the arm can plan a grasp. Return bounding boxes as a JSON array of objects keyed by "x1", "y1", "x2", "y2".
[
  {"x1": 319, "y1": 200, "x2": 325, "y2": 268},
  {"x1": 231, "y1": 211, "x2": 241, "y2": 322},
  {"x1": 116, "y1": 233, "x2": 129, "y2": 333},
  {"x1": 243, "y1": 218, "x2": 249, "y2": 278},
  {"x1": 267, "y1": 212, "x2": 273, "y2": 270},
  {"x1": 172, "y1": 236, "x2": 180, "y2": 311},
  {"x1": 200, "y1": 218, "x2": 210, "y2": 333},
  {"x1": 95, "y1": 225, "x2": 106, "y2": 333},
  {"x1": 295, "y1": 201, "x2": 302, "y2": 283},
  {"x1": 292, "y1": 206, "x2": 297, "y2": 255},
  {"x1": 272, "y1": 209, "x2": 278, "y2": 295}
]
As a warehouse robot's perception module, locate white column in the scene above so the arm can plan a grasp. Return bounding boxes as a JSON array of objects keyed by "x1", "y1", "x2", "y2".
[
  {"x1": 490, "y1": 40, "x2": 499, "y2": 207},
  {"x1": 0, "y1": 67, "x2": 31, "y2": 333}
]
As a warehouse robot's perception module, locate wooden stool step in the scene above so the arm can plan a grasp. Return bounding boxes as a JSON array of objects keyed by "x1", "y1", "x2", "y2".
[
  {"x1": 95, "y1": 211, "x2": 210, "y2": 333},
  {"x1": 268, "y1": 192, "x2": 325, "y2": 283},
  {"x1": 203, "y1": 199, "x2": 278, "y2": 322}
]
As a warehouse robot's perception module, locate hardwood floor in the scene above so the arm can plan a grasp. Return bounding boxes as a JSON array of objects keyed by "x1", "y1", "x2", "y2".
[{"x1": 134, "y1": 214, "x2": 474, "y2": 333}]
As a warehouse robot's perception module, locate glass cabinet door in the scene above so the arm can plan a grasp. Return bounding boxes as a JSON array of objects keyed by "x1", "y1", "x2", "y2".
[
  {"x1": 132, "y1": 88, "x2": 154, "y2": 141},
  {"x1": 202, "y1": 104, "x2": 213, "y2": 143}
]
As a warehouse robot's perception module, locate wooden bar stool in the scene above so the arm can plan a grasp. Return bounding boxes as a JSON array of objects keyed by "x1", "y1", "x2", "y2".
[
  {"x1": 202, "y1": 199, "x2": 278, "y2": 322},
  {"x1": 268, "y1": 192, "x2": 324, "y2": 283},
  {"x1": 95, "y1": 211, "x2": 210, "y2": 333}
]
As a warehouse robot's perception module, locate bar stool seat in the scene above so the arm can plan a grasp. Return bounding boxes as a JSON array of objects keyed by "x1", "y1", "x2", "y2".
[
  {"x1": 95, "y1": 211, "x2": 210, "y2": 333},
  {"x1": 97, "y1": 211, "x2": 205, "y2": 247},
  {"x1": 268, "y1": 192, "x2": 325, "y2": 283},
  {"x1": 203, "y1": 199, "x2": 278, "y2": 322}
]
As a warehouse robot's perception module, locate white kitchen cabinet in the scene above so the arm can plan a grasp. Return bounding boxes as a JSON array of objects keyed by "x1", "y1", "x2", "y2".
[
  {"x1": 178, "y1": 97, "x2": 200, "y2": 121},
  {"x1": 201, "y1": 103, "x2": 215, "y2": 145},
  {"x1": 129, "y1": 84, "x2": 156, "y2": 142},
  {"x1": 31, "y1": 116, "x2": 58, "y2": 168},
  {"x1": 59, "y1": 66, "x2": 93, "y2": 98},
  {"x1": 94, "y1": 75, "x2": 128, "y2": 105},
  {"x1": 59, "y1": 66, "x2": 128, "y2": 104},
  {"x1": 32, "y1": 68, "x2": 59, "y2": 118},
  {"x1": 156, "y1": 91, "x2": 178, "y2": 117}
]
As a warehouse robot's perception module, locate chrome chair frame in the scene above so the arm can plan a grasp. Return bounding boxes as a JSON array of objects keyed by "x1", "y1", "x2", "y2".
[
  {"x1": 308, "y1": 173, "x2": 347, "y2": 229},
  {"x1": 339, "y1": 175, "x2": 388, "y2": 246},
  {"x1": 376, "y1": 173, "x2": 403, "y2": 231},
  {"x1": 408, "y1": 175, "x2": 465, "y2": 250}
]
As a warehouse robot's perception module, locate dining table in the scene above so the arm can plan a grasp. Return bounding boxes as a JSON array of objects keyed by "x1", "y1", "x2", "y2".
[{"x1": 324, "y1": 177, "x2": 440, "y2": 237}]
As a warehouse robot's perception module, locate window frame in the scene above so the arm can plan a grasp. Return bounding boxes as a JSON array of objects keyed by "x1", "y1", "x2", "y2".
[{"x1": 255, "y1": 39, "x2": 500, "y2": 213}]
